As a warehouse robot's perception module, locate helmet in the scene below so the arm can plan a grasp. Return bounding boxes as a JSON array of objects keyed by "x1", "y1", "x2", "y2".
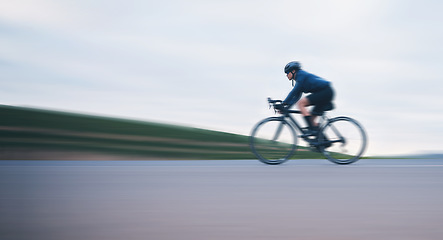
[{"x1": 284, "y1": 61, "x2": 301, "y2": 74}]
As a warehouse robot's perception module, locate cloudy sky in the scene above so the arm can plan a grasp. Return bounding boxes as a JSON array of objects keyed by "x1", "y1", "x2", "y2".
[{"x1": 1, "y1": 0, "x2": 442, "y2": 156}]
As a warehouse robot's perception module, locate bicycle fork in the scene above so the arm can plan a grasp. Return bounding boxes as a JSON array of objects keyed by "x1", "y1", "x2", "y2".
[{"x1": 272, "y1": 121, "x2": 285, "y2": 141}]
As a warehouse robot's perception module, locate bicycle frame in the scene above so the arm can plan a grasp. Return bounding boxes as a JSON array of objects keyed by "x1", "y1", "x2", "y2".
[
  {"x1": 281, "y1": 110, "x2": 325, "y2": 136},
  {"x1": 279, "y1": 110, "x2": 345, "y2": 147}
]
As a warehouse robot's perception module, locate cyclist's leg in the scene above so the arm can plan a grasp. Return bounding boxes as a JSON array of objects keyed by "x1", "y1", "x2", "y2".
[
  {"x1": 299, "y1": 86, "x2": 334, "y2": 131},
  {"x1": 307, "y1": 87, "x2": 334, "y2": 137},
  {"x1": 296, "y1": 97, "x2": 311, "y2": 117},
  {"x1": 297, "y1": 98, "x2": 317, "y2": 132}
]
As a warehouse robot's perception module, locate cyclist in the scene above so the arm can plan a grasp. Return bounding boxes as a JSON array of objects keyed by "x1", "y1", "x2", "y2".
[{"x1": 281, "y1": 61, "x2": 335, "y2": 136}]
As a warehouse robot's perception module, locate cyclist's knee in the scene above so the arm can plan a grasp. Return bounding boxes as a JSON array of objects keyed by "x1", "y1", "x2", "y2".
[{"x1": 297, "y1": 98, "x2": 310, "y2": 108}]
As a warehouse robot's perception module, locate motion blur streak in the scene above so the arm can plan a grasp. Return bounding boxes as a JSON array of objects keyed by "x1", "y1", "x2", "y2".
[
  {"x1": 0, "y1": 105, "x2": 255, "y2": 160},
  {"x1": 1, "y1": 159, "x2": 443, "y2": 240}
]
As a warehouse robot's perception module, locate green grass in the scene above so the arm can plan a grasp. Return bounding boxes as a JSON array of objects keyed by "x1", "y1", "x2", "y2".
[{"x1": 0, "y1": 105, "x2": 324, "y2": 160}]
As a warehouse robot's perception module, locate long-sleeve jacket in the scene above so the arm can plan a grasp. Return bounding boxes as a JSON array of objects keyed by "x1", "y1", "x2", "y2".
[{"x1": 283, "y1": 70, "x2": 330, "y2": 106}]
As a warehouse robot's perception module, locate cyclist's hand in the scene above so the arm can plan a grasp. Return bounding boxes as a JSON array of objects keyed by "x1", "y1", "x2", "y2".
[{"x1": 274, "y1": 103, "x2": 288, "y2": 113}]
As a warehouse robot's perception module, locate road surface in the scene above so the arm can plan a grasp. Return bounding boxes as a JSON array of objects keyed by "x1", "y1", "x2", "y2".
[{"x1": 1, "y1": 159, "x2": 443, "y2": 240}]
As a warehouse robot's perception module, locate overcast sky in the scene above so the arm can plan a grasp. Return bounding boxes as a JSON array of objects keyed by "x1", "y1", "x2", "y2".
[{"x1": 1, "y1": 0, "x2": 443, "y2": 156}]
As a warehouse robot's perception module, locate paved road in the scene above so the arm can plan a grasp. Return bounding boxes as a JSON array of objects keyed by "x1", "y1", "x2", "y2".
[{"x1": 1, "y1": 159, "x2": 443, "y2": 240}]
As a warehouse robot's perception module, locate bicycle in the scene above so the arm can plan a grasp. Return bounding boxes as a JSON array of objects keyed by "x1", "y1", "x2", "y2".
[{"x1": 250, "y1": 98, "x2": 367, "y2": 165}]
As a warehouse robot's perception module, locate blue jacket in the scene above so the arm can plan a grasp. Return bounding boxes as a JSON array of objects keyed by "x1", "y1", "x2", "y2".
[{"x1": 283, "y1": 70, "x2": 330, "y2": 106}]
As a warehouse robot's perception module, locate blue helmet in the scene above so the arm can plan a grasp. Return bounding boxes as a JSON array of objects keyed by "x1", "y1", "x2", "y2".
[{"x1": 284, "y1": 61, "x2": 301, "y2": 74}]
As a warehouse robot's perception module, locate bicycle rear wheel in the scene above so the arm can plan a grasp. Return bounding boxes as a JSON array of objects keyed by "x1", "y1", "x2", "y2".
[
  {"x1": 250, "y1": 117, "x2": 297, "y2": 165},
  {"x1": 318, "y1": 117, "x2": 367, "y2": 164}
]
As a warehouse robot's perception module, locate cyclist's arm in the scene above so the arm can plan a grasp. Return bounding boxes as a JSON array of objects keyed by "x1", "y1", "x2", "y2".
[{"x1": 283, "y1": 82, "x2": 302, "y2": 106}]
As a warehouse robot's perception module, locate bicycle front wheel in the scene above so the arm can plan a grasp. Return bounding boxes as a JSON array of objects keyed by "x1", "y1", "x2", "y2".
[
  {"x1": 318, "y1": 117, "x2": 367, "y2": 164},
  {"x1": 249, "y1": 117, "x2": 297, "y2": 165}
]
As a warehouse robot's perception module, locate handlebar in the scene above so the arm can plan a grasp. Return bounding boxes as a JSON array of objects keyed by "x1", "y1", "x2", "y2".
[
  {"x1": 267, "y1": 97, "x2": 283, "y2": 109},
  {"x1": 267, "y1": 98, "x2": 284, "y2": 114},
  {"x1": 267, "y1": 97, "x2": 282, "y2": 104},
  {"x1": 267, "y1": 97, "x2": 302, "y2": 114}
]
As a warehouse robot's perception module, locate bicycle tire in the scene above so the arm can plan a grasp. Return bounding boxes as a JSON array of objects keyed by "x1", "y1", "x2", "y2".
[
  {"x1": 317, "y1": 117, "x2": 367, "y2": 164},
  {"x1": 249, "y1": 117, "x2": 297, "y2": 165}
]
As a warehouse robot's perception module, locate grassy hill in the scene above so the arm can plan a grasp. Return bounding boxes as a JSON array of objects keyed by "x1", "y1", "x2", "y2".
[{"x1": 0, "y1": 105, "x2": 323, "y2": 160}]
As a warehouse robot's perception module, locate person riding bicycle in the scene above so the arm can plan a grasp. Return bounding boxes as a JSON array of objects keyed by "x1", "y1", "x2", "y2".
[{"x1": 279, "y1": 61, "x2": 335, "y2": 136}]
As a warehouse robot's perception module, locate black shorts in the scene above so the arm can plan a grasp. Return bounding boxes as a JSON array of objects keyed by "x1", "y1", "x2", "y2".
[{"x1": 307, "y1": 85, "x2": 334, "y2": 116}]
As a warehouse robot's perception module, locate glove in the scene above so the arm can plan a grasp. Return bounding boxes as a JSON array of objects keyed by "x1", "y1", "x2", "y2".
[{"x1": 274, "y1": 103, "x2": 288, "y2": 113}]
